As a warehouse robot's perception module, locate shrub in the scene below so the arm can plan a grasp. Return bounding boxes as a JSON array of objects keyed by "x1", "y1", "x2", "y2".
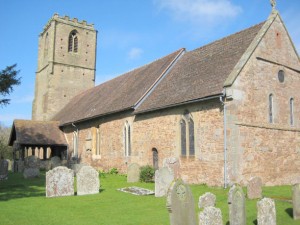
[
  {"x1": 139, "y1": 165, "x2": 155, "y2": 183},
  {"x1": 109, "y1": 167, "x2": 119, "y2": 174}
]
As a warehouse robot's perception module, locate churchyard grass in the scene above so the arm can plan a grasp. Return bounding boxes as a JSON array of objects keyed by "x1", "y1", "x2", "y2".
[{"x1": 0, "y1": 172, "x2": 298, "y2": 225}]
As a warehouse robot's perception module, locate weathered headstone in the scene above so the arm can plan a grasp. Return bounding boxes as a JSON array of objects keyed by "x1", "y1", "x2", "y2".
[
  {"x1": 46, "y1": 166, "x2": 74, "y2": 197},
  {"x1": 163, "y1": 157, "x2": 180, "y2": 179},
  {"x1": 166, "y1": 179, "x2": 196, "y2": 225},
  {"x1": 247, "y1": 176, "x2": 262, "y2": 199},
  {"x1": 198, "y1": 192, "x2": 216, "y2": 209},
  {"x1": 257, "y1": 198, "x2": 276, "y2": 225},
  {"x1": 77, "y1": 166, "x2": 99, "y2": 196},
  {"x1": 17, "y1": 160, "x2": 24, "y2": 173},
  {"x1": 39, "y1": 160, "x2": 51, "y2": 171},
  {"x1": 127, "y1": 163, "x2": 140, "y2": 183},
  {"x1": 23, "y1": 155, "x2": 40, "y2": 178},
  {"x1": 199, "y1": 206, "x2": 223, "y2": 225},
  {"x1": 155, "y1": 167, "x2": 174, "y2": 197},
  {"x1": 23, "y1": 168, "x2": 40, "y2": 178},
  {"x1": 0, "y1": 159, "x2": 9, "y2": 180},
  {"x1": 293, "y1": 183, "x2": 300, "y2": 220},
  {"x1": 228, "y1": 185, "x2": 246, "y2": 225},
  {"x1": 50, "y1": 156, "x2": 61, "y2": 169}
]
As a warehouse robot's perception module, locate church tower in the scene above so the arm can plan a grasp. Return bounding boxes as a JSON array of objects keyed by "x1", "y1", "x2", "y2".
[{"x1": 32, "y1": 14, "x2": 97, "y2": 121}]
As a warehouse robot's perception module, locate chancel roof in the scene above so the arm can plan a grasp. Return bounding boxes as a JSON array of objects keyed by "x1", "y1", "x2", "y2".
[{"x1": 8, "y1": 120, "x2": 67, "y2": 146}]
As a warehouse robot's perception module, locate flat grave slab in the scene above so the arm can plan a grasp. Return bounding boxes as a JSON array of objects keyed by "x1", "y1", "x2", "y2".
[{"x1": 117, "y1": 186, "x2": 154, "y2": 196}]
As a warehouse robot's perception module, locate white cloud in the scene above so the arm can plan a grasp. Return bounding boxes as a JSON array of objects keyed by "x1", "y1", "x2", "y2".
[
  {"x1": 128, "y1": 47, "x2": 143, "y2": 60},
  {"x1": 154, "y1": 0, "x2": 242, "y2": 25}
]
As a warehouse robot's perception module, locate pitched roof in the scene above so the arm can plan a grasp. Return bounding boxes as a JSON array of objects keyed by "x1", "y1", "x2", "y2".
[
  {"x1": 8, "y1": 120, "x2": 67, "y2": 146},
  {"x1": 54, "y1": 49, "x2": 184, "y2": 125},
  {"x1": 135, "y1": 21, "x2": 265, "y2": 114}
]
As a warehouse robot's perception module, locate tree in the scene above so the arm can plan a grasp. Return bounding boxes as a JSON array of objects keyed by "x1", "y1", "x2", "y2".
[
  {"x1": 0, "y1": 64, "x2": 21, "y2": 106},
  {"x1": 0, "y1": 123, "x2": 12, "y2": 159}
]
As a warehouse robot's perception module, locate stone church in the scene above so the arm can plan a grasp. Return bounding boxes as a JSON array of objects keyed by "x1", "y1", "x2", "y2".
[{"x1": 9, "y1": 8, "x2": 300, "y2": 187}]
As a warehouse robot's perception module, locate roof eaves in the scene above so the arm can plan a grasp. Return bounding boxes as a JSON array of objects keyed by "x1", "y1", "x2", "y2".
[
  {"x1": 224, "y1": 10, "x2": 278, "y2": 87},
  {"x1": 134, "y1": 94, "x2": 222, "y2": 115}
]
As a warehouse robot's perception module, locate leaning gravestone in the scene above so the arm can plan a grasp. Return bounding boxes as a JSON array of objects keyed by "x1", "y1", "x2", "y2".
[
  {"x1": 77, "y1": 166, "x2": 99, "y2": 196},
  {"x1": 198, "y1": 192, "x2": 216, "y2": 209},
  {"x1": 0, "y1": 159, "x2": 9, "y2": 180},
  {"x1": 7, "y1": 159, "x2": 12, "y2": 171},
  {"x1": 163, "y1": 157, "x2": 180, "y2": 179},
  {"x1": 155, "y1": 167, "x2": 174, "y2": 197},
  {"x1": 293, "y1": 183, "x2": 300, "y2": 220},
  {"x1": 46, "y1": 166, "x2": 74, "y2": 197},
  {"x1": 166, "y1": 179, "x2": 196, "y2": 225},
  {"x1": 127, "y1": 163, "x2": 140, "y2": 183},
  {"x1": 247, "y1": 176, "x2": 262, "y2": 199},
  {"x1": 199, "y1": 206, "x2": 223, "y2": 225},
  {"x1": 228, "y1": 185, "x2": 246, "y2": 225},
  {"x1": 50, "y1": 156, "x2": 61, "y2": 169},
  {"x1": 257, "y1": 198, "x2": 276, "y2": 225}
]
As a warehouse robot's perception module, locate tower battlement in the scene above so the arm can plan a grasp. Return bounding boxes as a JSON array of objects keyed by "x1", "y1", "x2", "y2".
[{"x1": 40, "y1": 13, "x2": 95, "y2": 36}]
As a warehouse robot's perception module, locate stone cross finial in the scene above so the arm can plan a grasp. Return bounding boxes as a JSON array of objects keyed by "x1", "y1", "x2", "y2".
[{"x1": 270, "y1": 0, "x2": 276, "y2": 9}]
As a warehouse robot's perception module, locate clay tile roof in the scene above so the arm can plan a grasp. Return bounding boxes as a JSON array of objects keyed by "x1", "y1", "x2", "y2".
[
  {"x1": 8, "y1": 120, "x2": 67, "y2": 146},
  {"x1": 54, "y1": 49, "x2": 184, "y2": 125},
  {"x1": 135, "y1": 21, "x2": 265, "y2": 113}
]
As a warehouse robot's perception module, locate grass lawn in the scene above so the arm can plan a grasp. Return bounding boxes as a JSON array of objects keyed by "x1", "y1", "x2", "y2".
[{"x1": 0, "y1": 171, "x2": 297, "y2": 225}]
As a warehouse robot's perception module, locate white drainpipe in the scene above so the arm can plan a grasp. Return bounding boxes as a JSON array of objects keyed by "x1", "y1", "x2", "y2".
[{"x1": 219, "y1": 93, "x2": 227, "y2": 188}]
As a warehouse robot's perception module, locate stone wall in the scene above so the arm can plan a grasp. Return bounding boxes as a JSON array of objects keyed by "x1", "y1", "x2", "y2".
[{"x1": 226, "y1": 15, "x2": 300, "y2": 186}]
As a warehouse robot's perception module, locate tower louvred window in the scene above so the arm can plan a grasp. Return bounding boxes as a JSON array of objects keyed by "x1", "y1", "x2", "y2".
[{"x1": 68, "y1": 30, "x2": 78, "y2": 52}]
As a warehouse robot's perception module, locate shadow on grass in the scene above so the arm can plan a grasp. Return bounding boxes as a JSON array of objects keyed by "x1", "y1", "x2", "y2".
[
  {"x1": 253, "y1": 219, "x2": 257, "y2": 224},
  {"x1": 0, "y1": 172, "x2": 45, "y2": 201},
  {"x1": 285, "y1": 208, "x2": 293, "y2": 218}
]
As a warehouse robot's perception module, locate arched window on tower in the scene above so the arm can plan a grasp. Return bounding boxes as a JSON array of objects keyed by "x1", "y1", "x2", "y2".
[
  {"x1": 269, "y1": 94, "x2": 274, "y2": 123},
  {"x1": 44, "y1": 32, "x2": 49, "y2": 58},
  {"x1": 68, "y1": 30, "x2": 78, "y2": 53}
]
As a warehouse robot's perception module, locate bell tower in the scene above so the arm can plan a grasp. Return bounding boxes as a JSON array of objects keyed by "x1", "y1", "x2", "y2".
[{"x1": 32, "y1": 14, "x2": 97, "y2": 121}]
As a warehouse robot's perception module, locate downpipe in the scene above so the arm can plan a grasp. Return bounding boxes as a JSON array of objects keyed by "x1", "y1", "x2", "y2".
[{"x1": 219, "y1": 95, "x2": 227, "y2": 188}]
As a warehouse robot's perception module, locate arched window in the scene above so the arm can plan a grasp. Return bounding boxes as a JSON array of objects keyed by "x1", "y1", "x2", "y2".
[
  {"x1": 290, "y1": 98, "x2": 294, "y2": 126},
  {"x1": 96, "y1": 127, "x2": 100, "y2": 155},
  {"x1": 269, "y1": 94, "x2": 274, "y2": 123},
  {"x1": 189, "y1": 118, "x2": 195, "y2": 156},
  {"x1": 44, "y1": 33, "x2": 49, "y2": 58},
  {"x1": 68, "y1": 30, "x2": 78, "y2": 53},
  {"x1": 73, "y1": 131, "x2": 78, "y2": 158},
  {"x1": 124, "y1": 121, "x2": 131, "y2": 156},
  {"x1": 180, "y1": 110, "x2": 195, "y2": 157},
  {"x1": 180, "y1": 119, "x2": 187, "y2": 156}
]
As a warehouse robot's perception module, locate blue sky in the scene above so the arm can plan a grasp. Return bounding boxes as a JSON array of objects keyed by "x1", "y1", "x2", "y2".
[{"x1": 0, "y1": 0, "x2": 299, "y2": 127}]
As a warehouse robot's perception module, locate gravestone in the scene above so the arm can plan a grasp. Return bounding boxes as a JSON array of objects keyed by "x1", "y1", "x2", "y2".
[
  {"x1": 257, "y1": 198, "x2": 276, "y2": 225},
  {"x1": 199, "y1": 206, "x2": 223, "y2": 225},
  {"x1": 40, "y1": 160, "x2": 51, "y2": 171},
  {"x1": 198, "y1": 192, "x2": 216, "y2": 209},
  {"x1": 77, "y1": 166, "x2": 99, "y2": 196},
  {"x1": 72, "y1": 163, "x2": 88, "y2": 176},
  {"x1": 247, "y1": 176, "x2": 262, "y2": 199},
  {"x1": 228, "y1": 185, "x2": 246, "y2": 225},
  {"x1": 23, "y1": 155, "x2": 40, "y2": 178},
  {"x1": 127, "y1": 163, "x2": 140, "y2": 183},
  {"x1": 155, "y1": 167, "x2": 174, "y2": 197},
  {"x1": 17, "y1": 160, "x2": 24, "y2": 172},
  {"x1": 166, "y1": 179, "x2": 196, "y2": 225},
  {"x1": 50, "y1": 156, "x2": 61, "y2": 169},
  {"x1": 163, "y1": 157, "x2": 180, "y2": 179},
  {"x1": 23, "y1": 168, "x2": 40, "y2": 178},
  {"x1": 46, "y1": 166, "x2": 74, "y2": 197},
  {"x1": 0, "y1": 159, "x2": 9, "y2": 180},
  {"x1": 293, "y1": 183, "x2": 300, "y2": 220}
]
